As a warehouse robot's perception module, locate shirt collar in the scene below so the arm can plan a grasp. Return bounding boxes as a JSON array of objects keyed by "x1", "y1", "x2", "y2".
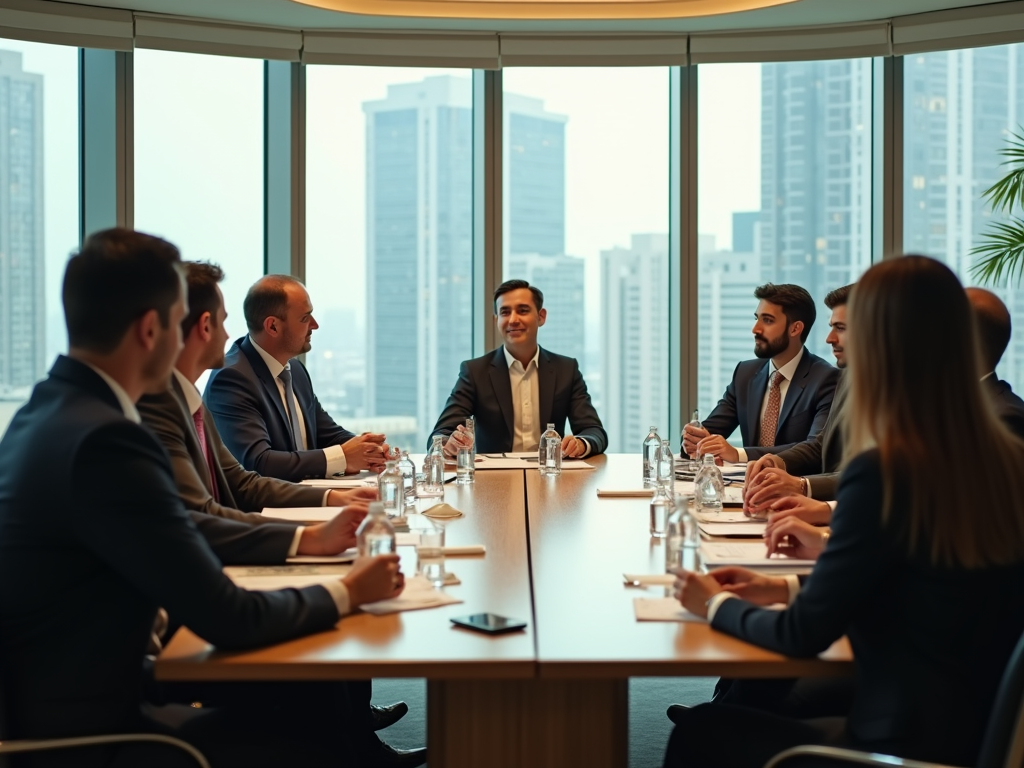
[
  {"x1": 82, "y1": 362, "x2": 140, "y2": 423},
  {"x1": 771, "y1": 345, "x2": 805, "y2": 383},
  {"x1": 503, "y1": 345, "x2": 540, "y2": 372},
  {"x1": 249, "y1": 335, "x2": 288, "y2": 379},
  {"x1": 981, "y1": 371, "x2": 996, "y2": 382},
  {"x1": 172, "y1": 368, "x2": 204, "y2": 417}
]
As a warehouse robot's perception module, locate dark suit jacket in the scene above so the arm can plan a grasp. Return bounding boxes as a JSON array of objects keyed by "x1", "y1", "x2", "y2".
[
  {"x1": 712, "y1": 450, "x2": 1024, "y2": 765},
  {"x1": 429, "y1": 346, "x2": 608, "y2": 455},
  {"x1": 0, "y1": 356, "x2": 340, "y2": 744},
  {"x1": 699, "y1": 349, "x2": 840, "y2": 461},
  {"x1": 139, "y1": 375, "x2": 326, "y2": 523},
  {"x1": 774, "y1": 371, "x2": 848, "y2": 501},
  {"x1": 986, "y1": 375, "x2": 1024, "y2": 441},
  {"x1": 204, "y1": 336, "x2": 356, "y2": 481}
]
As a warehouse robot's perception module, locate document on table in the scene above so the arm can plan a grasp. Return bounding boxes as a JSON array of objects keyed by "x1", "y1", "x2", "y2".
[
  {"x1": 475, "y1": 455, "x2": 597, "y2": 470},
  {"x1": 263, "y1": 507, "x2": 336, "y2": 523},
  {"x1": 700, "y1": 541, "x2": 816, "y2": 569},
  {"x1": 698, "y1": 522, "x2": 766, "y2": 538},
  {"x1": 693, "y1": 509, "x2": 751, "y2": 523},
  {"x1": 360, "y1": 575, "x2": 463, "y2": 615},
  {"x1": 225, "y1": 564, "x2": 350, "y2": 591},
  {"x1": 675, "y1": 482, "x2": 744, "y2": 506},
  {"x1": 300, "y1": 477, "x2": 377, "y2": 489},
  {"x1": 633, "y1": 597, "x2": 707, "y2": 623},
  {"x1": 286, "y1": 548, "x2": 358, "y2": 564}
]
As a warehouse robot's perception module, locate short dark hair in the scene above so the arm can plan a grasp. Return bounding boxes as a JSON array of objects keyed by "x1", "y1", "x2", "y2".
[
  {"x1": 243, "y1": 275, "x2": 300, "y2": 334},
  {"x1": 493, "y1": 279, "x2": 544, "y2": 313},
  {"x1": 753, "y1": 283, "x2": 816, "y2": 343},
  {"x1": 181, "y1": 262, "x2": 225, "y2": 338},
  {"x1": 968, "y1": 289, "x2": 1012, "y2": 371},
  {"x1": 63, "y1": 228, "x2": 183, "y2": 354},
  {"x1": 824, "y1": 284, "x2": 854, "y2": 310}
]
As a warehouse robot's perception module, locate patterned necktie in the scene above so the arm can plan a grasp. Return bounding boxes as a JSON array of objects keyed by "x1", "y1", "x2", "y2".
[
  {"x1": 759, "y1": 370, "x2": 785, "y2": 448},
  {"x1": 277, "y1": 368, "x2": 305, "y2": 450},
  {"x1": 192, "y1": 409, "x2": 220, "y2": 502}
]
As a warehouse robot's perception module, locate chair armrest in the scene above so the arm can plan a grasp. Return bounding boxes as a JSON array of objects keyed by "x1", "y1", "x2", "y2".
[
  {"x1": 0, "y1": 733, "x2": 209, "y2": 768},
  {"x1": 765, "y1": 745, "x2": 963, "y2": 768}
]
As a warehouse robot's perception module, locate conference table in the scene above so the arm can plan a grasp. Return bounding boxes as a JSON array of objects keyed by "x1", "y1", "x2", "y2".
[{"x1": 156, "y1": 454, "x2": 852, "y2": 768}]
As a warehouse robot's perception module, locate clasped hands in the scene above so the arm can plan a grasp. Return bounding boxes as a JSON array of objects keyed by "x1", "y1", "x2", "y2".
[{"x1": 742, "y1": 455, "x2": 832, "y2": 523}]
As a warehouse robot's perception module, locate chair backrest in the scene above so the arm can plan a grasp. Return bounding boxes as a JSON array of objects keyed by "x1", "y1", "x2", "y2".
[
  {"x1": 976, "y1": 629, "x2": 1024, "y2": 768},
  {"x1": 0, "y1": 672, "x2": 11, "y2": 768}
]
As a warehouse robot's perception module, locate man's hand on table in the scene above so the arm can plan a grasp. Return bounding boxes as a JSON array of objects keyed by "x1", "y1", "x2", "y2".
[
  {"x1": 442, "y1": 425, "x2": 473, "y2": 458},
  {"x1": 705, "y1": 566, "x2": 791, "y2": 606},
  {"x1": 670, "y1": 568, "x2": 724, "y2": 619},
  {"x1": 342, "y1": 433, "x2": 387, "y2": 474},
  {"x1": 561, "y1": 435, "x2": 588, "y2": 458},
  {"x1": 344, "y1": 554, "x2": 405, "y2": 607},
  {"x1": 766, "y1": 495, "x2": 833, "y2": 526},
  {"x1": 744, "y1": 467, "x2": 804, "y2": 511},
  {"x1": 326, "y1": 487, "x2": 378, "y2": 507},
  {"x1": 765, "y1": 516, "x2": 829, "y2": 561},
  {"x1": 298, "y1": 503, "x2": 369, "y2": 555}
]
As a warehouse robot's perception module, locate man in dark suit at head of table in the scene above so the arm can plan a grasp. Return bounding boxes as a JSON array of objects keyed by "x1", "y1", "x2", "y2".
[
  {"x1": 205, "y1": 275, "x2": 387, "y2": 482},
  {"x1": 429, "y1": 279, "x2": 608, "y2": 459},
  {"x1": 683, "y1": 282, "x2": 840, "y2": 464},
  {"x1": 966, "y1": 286, "x2": 1024, "y2": 438}
]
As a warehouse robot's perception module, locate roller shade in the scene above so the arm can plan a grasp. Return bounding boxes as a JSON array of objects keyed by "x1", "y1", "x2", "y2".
[
  {"x1": 690, "y1": 22, "x2": 890, "y2": 64},
  {"x1": 134, "y1": 16, "x2": 302, "y2": 61},
  {"x1": 893, "y1": 1, "x2": 1024, "y2": 56},
  {"x1": 0, "y1": 0, "x2": 132, "y2": 51},
  {"x1": 302, "y1": 31, "x2": 500, "y2": 68},
  {"x1": 500, "y1": 34, "x2": 687, "y2": 66}
]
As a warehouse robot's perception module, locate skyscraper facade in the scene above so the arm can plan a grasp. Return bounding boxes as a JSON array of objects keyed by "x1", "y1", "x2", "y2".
[
  {"x1": 0, "y1": 50, "x2": 44, "y2": 395},
  {"x1": 505, "y1": 251, "x2": 585, "y2": 364}
]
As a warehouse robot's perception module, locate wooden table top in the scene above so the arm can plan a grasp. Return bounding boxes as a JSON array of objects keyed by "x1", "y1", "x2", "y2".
[
  {"x1": 525, "y1": 454, "x2": 852, "y2": 678},
  {"x1": 157, "y1": 470, "x2": 536, "y2": 681}
]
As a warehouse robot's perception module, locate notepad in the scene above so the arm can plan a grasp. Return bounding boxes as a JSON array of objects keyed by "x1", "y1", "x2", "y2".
[
  {"x1": 633, "y1": 597, "x2": 707, "y2": 623},
  {"x1": 698, "y1": 522, "x2": 766, "y2": 538},
  {"x1": 263, "y1": 507, "x2": 337, "y2": 523},
  {"x1": 300, "y1": 477, "x2": 377, "y2": 489},
  {"x1": 359, "y1": 575, "x2": 463, "y2": 615},
  {"x1": 699, "y1": 541, "x2": 816, "y2": 569}
]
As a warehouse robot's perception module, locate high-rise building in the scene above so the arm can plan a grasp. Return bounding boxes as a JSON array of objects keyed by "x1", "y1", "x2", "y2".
[
  {"x1": 0, "y1": 50, "x2": 44, "y2": 395},
  {"x1": 600, "y1": 234, "x2": 669, "y2": 452},
  {"x1": 505, "y1": 252, "x2": 585, "y2": 364}
]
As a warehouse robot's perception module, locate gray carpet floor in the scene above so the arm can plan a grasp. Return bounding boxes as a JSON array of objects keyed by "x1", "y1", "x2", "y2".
[{"x1": 372, "y1": 676, "x2": 716, "y2": 768}]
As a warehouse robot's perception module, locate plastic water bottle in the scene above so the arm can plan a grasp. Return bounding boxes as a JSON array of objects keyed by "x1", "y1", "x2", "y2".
[
  {"x1": 686, "y1": 409, "x2": 703, "y2": 472},
  {"x1": 694, "y1": 453, "x2": 725, "y2": 514},
  {"x1": 543, "y1": 435, "x2": 562, "y2": 477},
  {"x1": 420, "y1": 436, "x2": 445, "y2": 499},
  {"x1": 465, "y1": 417, "x2": 476, "y2": 462},
  {"x1": 398, "y1": 450, "x2": 417, "y2": 508},
  {"x1": 356, "y1": 501, "x2": 396, "y2": 556},
  {"x1": 666, "y1": 498, "x2": 700, "y2": 572},
  {"x1": 539, "y1": 423, "x2": 560, "y2": 475},
  {"x1": 656, "y1": 439, "x2": 674, "y2": 491},
  {"x1": 377, "y1": 459, "x2": 404, "y2": 519},
  {"x1": 642, "y1": 426, "x2": 661, "y2": 488},
  {"x1": 649, "y1": 483, "x2": 674, "y2": 538}
]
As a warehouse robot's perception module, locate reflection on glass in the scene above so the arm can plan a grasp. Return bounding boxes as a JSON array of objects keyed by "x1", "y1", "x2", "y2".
[
  {"x1": 501, "y1": 68, "x2": 670, "y2": 453},
  {"x1": 0, "y1": 39, "x2": 78, "y2": 436},
  {"x1": 697, "y1": 61, "x2": 875, "y2": 434},
  {"x1": 305, "y1": 67, "x2": 473, "y2": 451},
  {"x1": 904, "y1": 44, "x2": 1024, "y2": 391}
]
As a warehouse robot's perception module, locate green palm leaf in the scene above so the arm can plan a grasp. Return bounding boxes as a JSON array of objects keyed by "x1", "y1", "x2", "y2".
[
  {"x1": 970, "y1": 217, "x2": 1024, "y2": 286},
  {"x1": 981, "y1": 129, "x2": 1024, "y2": 213}
]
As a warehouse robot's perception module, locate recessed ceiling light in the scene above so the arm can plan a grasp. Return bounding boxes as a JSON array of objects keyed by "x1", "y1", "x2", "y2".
[{"x1": 290, "y1": 0, "x2": 801, "y2": 21}]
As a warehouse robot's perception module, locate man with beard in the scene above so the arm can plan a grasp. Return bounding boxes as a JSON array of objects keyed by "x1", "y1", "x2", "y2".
[{"x1": 683, "y1": 283, "x2": 840, "y2": 463}]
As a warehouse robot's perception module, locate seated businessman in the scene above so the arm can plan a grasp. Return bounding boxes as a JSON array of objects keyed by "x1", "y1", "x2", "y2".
[
  {"x1": 683, "y1": 282, "x2": 840, "y2": 463},
  {"x1": 205, "y1": 275, "x2": 386, "y2": 482},
  {"x1": 0, "y1": 228, "x2": 420, "y2": 768},
  {"x1": 430, "y1": 279, "x2": 607, "y2": 458}
]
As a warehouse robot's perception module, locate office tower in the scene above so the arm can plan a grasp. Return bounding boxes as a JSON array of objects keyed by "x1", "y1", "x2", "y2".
[
  {"x1": 364, "y1": 76, "x2": 473, "y2": 447},
  {"x1": 0, "y1": 50, "x2": 44, "y2": 394},
  {"x1": 506, "y1": 252, "x2": 585, "y2": 365},
  {"x1": 601, "y1": 234, "x2": 669, "y2": 453},
  {"x1": 760, "y1": 59, "x2": 873, "y2": 361},
  {"x1": 904, "y1": 44, "x2": 1024, "y2": 388},
  {"x1": 732, "y1": 212, "x2": 759, "y2": 254}
]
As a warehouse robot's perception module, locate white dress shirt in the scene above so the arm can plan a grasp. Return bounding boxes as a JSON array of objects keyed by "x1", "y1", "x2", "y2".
[
  {"x1": 89, "y1": 362, "x2": 349, "y2": 616},
  {"x1": 735, "y1": 346, "x2": 806, "y2": 463},
  {"x1": 249, "y1": 337, "x2": 348, "y2": 477},
  {"x1": 707, "y1": 575, "x2": 803, "y2": 622}
]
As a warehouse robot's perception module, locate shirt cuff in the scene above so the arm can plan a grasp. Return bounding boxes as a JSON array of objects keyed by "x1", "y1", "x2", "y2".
[
  {"x1": 322, "y1": 490, "x2": 333, "y2": 506},
  {"x1": 827, "y1": 500, "x2": 838, "y2": 511},
  {"x1": 735, "y1": 447, "x2": 749, "y2": 464},
  {"x1": 706, "y1": 591, "x2": 739, "y2": 622},
  {"x1": 804, "y1": 476, "x2": 813, "y2": 497},
  {"x1": 320, "y1": 579, "x2": 352, "y2": 617},
  {"x1": 287, "y1": 526, "x2": 305, "y2": 557},
  {"x1": 578, "y1": 437, "x2": 592, "y2": 458},
  {"x1": 784, "y1": 575, "x2": 802, "y2": 605},
  {"x1": 324, "y1": 444, "x2": 347, "y2": 477}
]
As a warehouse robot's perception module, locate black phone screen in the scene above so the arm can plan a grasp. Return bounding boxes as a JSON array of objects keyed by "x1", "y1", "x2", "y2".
[{"x1": 450, "y1": 613, "x2": 527, "y2": 634}]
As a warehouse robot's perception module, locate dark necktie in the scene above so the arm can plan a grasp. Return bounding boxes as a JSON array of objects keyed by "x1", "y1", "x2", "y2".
[
  {"x1": 192, "y1": 409, "x2": 220, "y2": 502},
  {"x1": 277, "y1": 368, "x2": 305, "y2": 451},
  {"x1": 759, "y1": 370, "x2": 785, "y2": 448}
]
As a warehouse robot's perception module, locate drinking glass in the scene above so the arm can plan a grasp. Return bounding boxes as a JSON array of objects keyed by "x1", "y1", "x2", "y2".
[
  {"x1": 456, "y1": 446, "x2": 475, "y2": 485},
  {"x1": 417, "y1": 524, "x2": 446, "y2": 588}
]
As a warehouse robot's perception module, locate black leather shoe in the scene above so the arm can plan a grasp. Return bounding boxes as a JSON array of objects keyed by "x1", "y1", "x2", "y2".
[
  {"x1": 666, "y1": 703, "x2": 690, "y2": 725},
  {"x1": 360, "y1": 741, "x2": 427, "y2": 768},
  {"x1": 370, "y1": 701, "x2": 409, "y2": 731}
]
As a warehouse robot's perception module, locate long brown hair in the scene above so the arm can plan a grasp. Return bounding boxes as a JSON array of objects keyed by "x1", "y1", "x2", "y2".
[{"x1": 845, "y1": 255, "x2": 1024, "y2": 568}]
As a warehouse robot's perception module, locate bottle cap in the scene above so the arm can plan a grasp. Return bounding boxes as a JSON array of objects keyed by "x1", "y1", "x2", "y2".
[{"x1": 369, "y1": 501, "x2": 386, "y2": 514}]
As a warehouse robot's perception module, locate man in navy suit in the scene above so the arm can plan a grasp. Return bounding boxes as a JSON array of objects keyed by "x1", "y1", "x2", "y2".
[
  {"x1": 966, "y1": 287, "x2": 1024, "y2": 439},
  {"x1": 430, "y1": 279, "x2": 607, "y2": 458},
  {"x1": 205, "y1": 276, "x2": 386, "y2": 482},
  {"x1": 683, "y1": 283, "x2": 840, "y2": 463}
]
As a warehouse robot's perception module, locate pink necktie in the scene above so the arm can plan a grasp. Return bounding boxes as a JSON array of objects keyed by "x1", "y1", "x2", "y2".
[
  {"x1": 759, "y1": 370, "x2": 785, "y2": 448},
  {"x1": 192, "y1": 409, "x2": 220, "y2": 502}
]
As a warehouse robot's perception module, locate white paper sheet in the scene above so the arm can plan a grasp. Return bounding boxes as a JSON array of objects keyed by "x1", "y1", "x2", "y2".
[
  {"x1": 623, "y1": 573, "x2": 676, "y2": 586},
  {"x1": 473, "y1": 455, "x2": 597, "y2": 471},
  {"x1": 263, "y1": 507, "x2": 337, "y2": 523},
  {"x1": 299, "y1": 477, "x2": 377, "y2": 489},
  {"x1": 675, "y1": 482, "x2": 744, "y2": 506},
  {"x1": 225, "y1": 564, "x2": 351, "y2": 591},
  {"x1": 699, "y1": 541, "x2": 816, "y2": 569},
  {"x1": 693, "y1": 509, "x2": 752, "y2": 524},
  {"x1": 286, "y1": 549, "x2": 358, "y2": 564},
  {"x1": 359, "y1": 575, "x2": 463, "y2": 615},
  {"x1": 633, "y1": 597, "x2": 707, "y2": 623},
  {"x1": 698, "y1": 522, "x2": 766, "y2": 538}
]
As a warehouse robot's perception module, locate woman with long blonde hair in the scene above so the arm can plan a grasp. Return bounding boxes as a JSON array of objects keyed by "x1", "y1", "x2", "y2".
[{"x1": 666, "y1": 256, "x2": 1024, "y2": 768}]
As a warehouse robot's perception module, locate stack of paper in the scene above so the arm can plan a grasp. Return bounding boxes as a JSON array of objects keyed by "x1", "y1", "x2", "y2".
[
  {"x1": 300, "y1": 477, "x2": 377, "y2": 489},
  {"x1": 475, "y1": 454, "x2": 597, "y2": 471},
  {"x1": 699, "y1": 541, "x2": 814, "y2": 574},
  {"x1": 633, "y1": 597, "x2": 707, "y2": 623},
  {"x1": 360, "y1": 575, "x2": 463, "y2": 615},
  {"x1": 697, "y1": 521, "x2": 766, "y2": 538}
]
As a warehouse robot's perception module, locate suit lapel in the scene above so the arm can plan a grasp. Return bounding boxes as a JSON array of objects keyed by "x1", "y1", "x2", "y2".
[
  {"x1": 538, "y1": 348, "x2": 555, "y2": 427},
  {"x1": 747, "y1": 362, "x2": 770, "y2": 444},
  {"x1": 820, "y1": 372, "x2": 847, "y2": 463},
  {"x1": 241, "y1": 337, "x2": 297, "y2": 450},
  {"x1": 488, "y1": 349, "x2": 515, "y2": 444},
  {"x1": 775, "y1": 353, "x2": 810, "y2": 437},
  {"x1": 170, "y1": 376, "x2": 222, "y2": 502},
  {"x1": 290, "y1": 362, "x2": 317, "y2": 449}
]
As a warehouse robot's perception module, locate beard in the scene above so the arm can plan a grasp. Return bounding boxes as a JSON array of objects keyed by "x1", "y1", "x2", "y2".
[{"x1": 753, "y1": 331, "x2": 790, "y2": 359}]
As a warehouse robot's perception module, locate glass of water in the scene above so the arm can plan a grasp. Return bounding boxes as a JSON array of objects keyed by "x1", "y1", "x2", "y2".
[
  {"x1": 456, "y1": 445, "x2": 475, "y2": 485},
  {"x1": 417, "y1": 523, "x2": 446, "y2": 588}
]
